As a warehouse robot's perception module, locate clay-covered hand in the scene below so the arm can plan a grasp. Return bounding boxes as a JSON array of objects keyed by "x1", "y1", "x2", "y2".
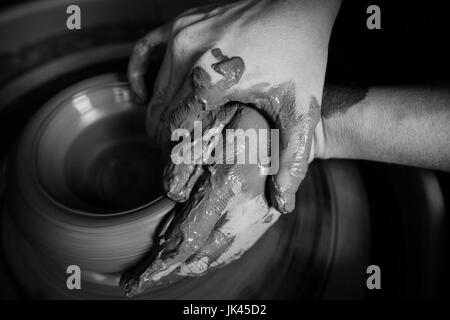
[
  {"x1": 122, "y1": 0, "x2": 341, "y2": 297},
  {"x1": 128, "y1": 0, "x2": 340, "y2": 213},
  {"x1": 122, "y1": 106, "x2": 281, "y2": 297}
]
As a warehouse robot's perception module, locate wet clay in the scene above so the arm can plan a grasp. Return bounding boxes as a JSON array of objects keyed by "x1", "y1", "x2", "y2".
[
  {"x1": 123, "y1": 106, "x2": 272, "y2": 297},
  {"x1": 163, "y1": 105, "x2": 239, "y2": 202},
  {"x1": 269, "y1": 95, "x2": 320, "y2": 213},
  {"x1": 164, "y1": 48, "x2": 245, "y2": 133},
  {"x1": 164, "y1": 48, "x2": 320, "y2": 212},
  {"x1": 123, "y1": 48, "x2": 322, "y2": 295},
  {"x1": 161, "y1": 49, "x2": 247, "y2": 202}
]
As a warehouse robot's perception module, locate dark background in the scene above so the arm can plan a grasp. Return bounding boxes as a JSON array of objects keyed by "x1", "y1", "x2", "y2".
[
  {"x1": 0, "y1": 0, "x2": 449, "y2": 299},
  {"x1": 329, "y1": 0, "x2": 450, "y2": 299}
]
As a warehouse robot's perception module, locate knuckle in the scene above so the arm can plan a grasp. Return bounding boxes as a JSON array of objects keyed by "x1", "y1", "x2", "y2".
[
  {"x1": 171, "y1": 18, "x2": 183, "y2": 34},
  {"x1": 172, "y1": 14, "x2": 193, "y2": 32},
  {"x1": 171, "y1": 27, "x2": 195, "y2": 51}
]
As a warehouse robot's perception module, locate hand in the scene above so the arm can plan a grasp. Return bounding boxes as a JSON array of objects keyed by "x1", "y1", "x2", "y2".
[
  {"x1": 123, "y1": 0, "x2": 340, "y2": 296},
  {"x1": 129, "y1": 0, "x2": 338, "y2": 212},
  {"x1": 122, "y1": 106, "x2": 281, "y2": 297}
]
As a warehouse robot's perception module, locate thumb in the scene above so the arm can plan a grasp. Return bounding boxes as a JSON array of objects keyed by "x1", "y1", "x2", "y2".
[{"x1": 270, "y1": 96, "x2": 321, "y2": 214}]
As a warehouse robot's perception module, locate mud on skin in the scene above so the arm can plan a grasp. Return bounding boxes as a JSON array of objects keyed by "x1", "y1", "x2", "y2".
[
  {"x1": 163, "y1": 105, "x2": 239, "y2": 202},
  {"x1": 122, "y1": 48, "x2": 321, "y2": 296},
  {"x1": 161, "y1": 48, "x2": 245, "y2": 202},
  {"x1": 163, "y1": 48, "x2": 321, "y2": 209},
  {"x1": 122, "y1": 106, "x2": 271, "y2": 297}
]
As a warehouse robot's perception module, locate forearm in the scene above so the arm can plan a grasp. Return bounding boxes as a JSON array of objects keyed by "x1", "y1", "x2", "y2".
[{"x1": 321, "y1": 85, "x2": 450, "y2": 171}]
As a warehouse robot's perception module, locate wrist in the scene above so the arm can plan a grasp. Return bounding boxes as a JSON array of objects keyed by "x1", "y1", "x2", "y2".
[
  {"x1": 316, "y1": 83, "x2": 372, "y2": 160},
  {"x1": 315, "y1": 108, "x2": 362, "y2": 160}
]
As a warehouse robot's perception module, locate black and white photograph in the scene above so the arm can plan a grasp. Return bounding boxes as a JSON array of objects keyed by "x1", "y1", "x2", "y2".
[{"x1": 0, "y1": 0, "x2": 449, "y2": 307}]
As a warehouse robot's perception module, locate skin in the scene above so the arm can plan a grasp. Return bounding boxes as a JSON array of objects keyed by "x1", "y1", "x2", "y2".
[
  {"x1": 122, "y1": 0, "x2": 450, "y2": 296},
  {"x1": 129, "y1": 0, "x2": 340, "y2": 211},
  {"x1": 321, "y1": 85, "x2": 450, "y2": 171},
  {"x1": 122, "y1": 106, "x2": 281, "y2": 297},
  {"x1": 321, "y1": 84, "x2": 368, "y2": 119},
  {"x1": 122, "y1": 0, "x2": 341, "y2": 296}
]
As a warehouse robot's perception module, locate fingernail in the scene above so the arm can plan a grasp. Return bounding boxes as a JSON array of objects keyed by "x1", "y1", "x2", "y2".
[{"x1": 275, "y1": 191, "x2": 295, "y2": 214}]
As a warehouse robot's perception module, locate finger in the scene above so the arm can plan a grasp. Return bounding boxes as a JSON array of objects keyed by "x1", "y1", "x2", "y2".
[
  {"x1": 163, "y1": 163, "x2": 204, "y2": 202},
  {"x1": 175, "y1": 3, "x2": 222, "y2": 19},
  {"x1": 178, "y1": 195, "x2": 281, "y2": 276},
  {"x1": 270, "y1": 96, "x2": 321, "y2": 214},
  {"x1": 158, "y1": 56, "x2": 218, "y2": 136},
  {"x1": 125, "y1": 141, "x2": 260, "y2": 290},
  {"x1": 212, "y1": 206, "x2": 281, "y2": 267},
  {"x1": 177, "y1": 108, "x2": 274, "y2": 275},
  {"x1": 149, "y1": 41, "x2": 219, "y2": 145},
  {"x1": 178, "y1": 228, "x2": 230, "y2": 276},
  {"x1": 144, "y1": 45, "x2": 173, "y2": 142},
  {"x1": 122, "y1": 190, "x2": 203, "y2": 296},
  {"x1": 145, "y1": 13, "x2": 210, "y2": 139},
  {"x1": 122, "y1": 184, "x2": 210, "y2": 296},
  {"x1": 160, "y1": 10, "x2": 213, "y2": 103},
  {"x1": 145, "y1": 39, "x2": 198, "y2": 147},
  {"x1": 124, "y1": 107, "x2": 270, "y2": 294},
  {"x1": 124, "y1": 166, "x2": 232, "y2": 291},
  {"x1": 161, "y1": 47, "x2": 245, "y2": 132},
  {"x1": 162, "y1": 105, "x2": 238, "y2": 201},
  {"x1": 195, "y1": 48, "x2": 246, "y2": 111},
  {"x1": 128, "y1": 23, "x2": 171, "y2": 103}
]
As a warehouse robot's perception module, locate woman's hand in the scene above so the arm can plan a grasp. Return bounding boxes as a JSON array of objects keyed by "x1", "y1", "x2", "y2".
[
  {"x1": 122, "y1": 106, "x2": 282, "y2": 297},
  {"x1": 130, "y1": 0, "x2": 340, "y2": 213},
  {"x1": 122, "y1": 0, "x2": 341, "y2": 296}
]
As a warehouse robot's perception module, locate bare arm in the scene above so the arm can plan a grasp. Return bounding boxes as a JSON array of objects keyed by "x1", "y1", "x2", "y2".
[
  {"x1": 123, "y1": 0, "x2": 342, "y2": 295},
  {"x1": 319, "y1": 85, "x2": 450, "y2": 171}
]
